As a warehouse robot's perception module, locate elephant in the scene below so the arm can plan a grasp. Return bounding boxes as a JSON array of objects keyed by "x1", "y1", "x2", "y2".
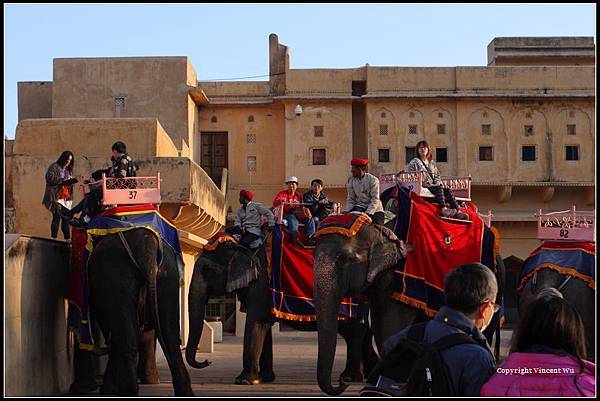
[
  {"x1": 517, "y1": 267, "x2": 595, "y2": 361},
  {"x1": 314, "y1": 187, "x2": 505, "y2": 395},
  {"x1": 185, "y1": 237, "x2": 379, "y2": 386},
  {"x1": 85, "y1": 228, "x2": 194, "y2": 396},
  {"x1": 69, "y1": 327, "x2": 160, "y2": 394}
]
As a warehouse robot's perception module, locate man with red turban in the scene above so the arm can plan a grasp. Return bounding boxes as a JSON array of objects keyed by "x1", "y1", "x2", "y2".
[
  {"x1": 346, "y1": 159, "x2": 384, "y2": 225},
  {"x1": 226, "y1": 189, "x2": 275, "y2": 249}
]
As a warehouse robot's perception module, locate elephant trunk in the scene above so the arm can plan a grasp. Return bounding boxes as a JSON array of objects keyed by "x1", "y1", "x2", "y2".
[
  {"x1": 314, "y1": 250, "x2": 349, "y2": 396},
  {"x1": 185, "y1": 267, "x2": 211, "y2": 369}
]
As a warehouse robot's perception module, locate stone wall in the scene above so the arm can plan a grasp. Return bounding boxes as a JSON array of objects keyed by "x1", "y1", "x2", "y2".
[
  {"x1": 4, "y1": 235, "x2": 72, "y2": 396},
  {"x1": 18, "y1": 82, "x2": 53, "y2": 122},
  {"x1": 51, "y1": 57, "x2": 193, "y2": 151}
]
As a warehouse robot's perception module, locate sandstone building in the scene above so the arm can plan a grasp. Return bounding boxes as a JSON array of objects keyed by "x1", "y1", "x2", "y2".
[{"x1": 6, "y1": 34, "x2": 595, "y2": 330}]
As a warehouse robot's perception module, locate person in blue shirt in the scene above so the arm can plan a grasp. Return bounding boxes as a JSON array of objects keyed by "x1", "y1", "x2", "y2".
[{"x1": 382, "y1": 263, "x2": 498, "y2": 396}]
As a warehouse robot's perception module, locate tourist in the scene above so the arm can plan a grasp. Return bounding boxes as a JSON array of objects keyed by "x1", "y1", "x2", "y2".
[
  {"x1": 273, "y1": 176, "x2": 303, "y2": 245},
  {"x1": 379, "y1": 263, "x2": 498, "y2": 396},
  {"x1": 481, "y1": 288, "x2": 595, "y2": 397},
  {"x1": 406, "y1": 140, "x2": 468, "y2": 220},
  {"x1": 43, "y1": 150, "x2": 78, "y2": 240},
  {"x1": 346, "y1": 159, "x2": 384, "y2": 225},
  {"x1": 226, "y1": 189, "x2": 275, "y2": 249},
  {"x1": 69, "y1": 141, "x2": 138, "y2": 227}
]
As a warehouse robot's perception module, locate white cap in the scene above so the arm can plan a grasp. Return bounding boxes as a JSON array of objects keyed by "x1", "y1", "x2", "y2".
[{"x1": 285, "y1": 176, "x2": 298, "y2": 184}]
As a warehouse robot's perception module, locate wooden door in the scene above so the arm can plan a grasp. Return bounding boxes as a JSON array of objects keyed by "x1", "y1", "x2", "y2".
[{"x1": 201, "y1": 132, "x2": 228, "y2": 186}]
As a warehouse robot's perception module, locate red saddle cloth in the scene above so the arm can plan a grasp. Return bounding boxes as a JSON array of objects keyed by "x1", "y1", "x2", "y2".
[
  {"x1": 315, "y1": 212, "x2": 372, "y2": 238},
  {"x1": 271, "y1": 225, "x2": 362, "y2": 321},
  {"x1": 68, "y1": 227, "x2": 87, "y2": 310},
  {"x1": 393, "y1": 191, "x2": 486, "y2": 316}
]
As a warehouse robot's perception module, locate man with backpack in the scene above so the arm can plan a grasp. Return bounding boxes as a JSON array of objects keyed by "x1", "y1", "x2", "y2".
[{"x1": 362, "y1": 263, "x2": 498, "y2": 397}]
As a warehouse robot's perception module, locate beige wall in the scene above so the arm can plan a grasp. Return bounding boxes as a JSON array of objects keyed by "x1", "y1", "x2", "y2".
[
  {"x1": 18, "y1": 82, "x2": 53, "y2": 122},
  {"x1": 363, "y1": 66, "x2": 595, "y2": 94},
  {"x1": 472, "y1": 186, "x2": 594, "y2": 259},
  {"x1": 188, "y1": 95, "x2": 199, "y2": 163},
  {"x1": 366, "y1": 100, "x2": 458, "y2": 177},
  {"x1": 52, "y1": 57, "x2": 193, "y2": 151},
  {"x1": 285, "y1": 101, "x2": 353, "y2": 188},
  {"x1": 198, "y1": 104, "x2": 286, "y2": 216},
  {"x1": 14, "y1": 118, "x2": 179, "y2": 158},
  {"x1": 10, "y1": 155, "x2": 225, "y2": 239},
  {"x1": 361, "y1": 98, "x2": 595, "y2": 184},
  {"x1": 200, "y1": 81, "x2": 271, "y2": 99},
  {"x1": 494, "y1": 222, "x2": 540, "y2": 260},
  {"x1": 5, "y1": 236, "x2": 72, "y2": 396},
  {"x1": 11, "y1": 118, "x2": 226, "y2": 240},
  {"x1": 286, "y1": 68, "x2": 363, "y2": 94},
  {"x1": 12, "y1": 37, "x2": 595, "y2": 260}
]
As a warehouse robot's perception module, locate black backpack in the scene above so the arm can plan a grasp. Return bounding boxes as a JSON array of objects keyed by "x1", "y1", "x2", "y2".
[{"x1": 360, "y1": 322, "x2": 479, "y2": 397}]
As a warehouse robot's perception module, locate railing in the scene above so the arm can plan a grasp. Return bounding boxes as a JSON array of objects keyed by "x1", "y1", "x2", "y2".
[
  {"x1": 379, "y1": 173, "x2": 399, "y2": 194},
  {"x1": 273, "y1": 201, "x2": 342, "y2": 225},
  {"x1": 379, "y1": 171, "x2": 472, "y2": 202},
  {"x1": 80, "y1": 173, "x2": 161, "y2": 206},
  {"x1": 536, "y1": 206, "x2": 595, "y2": 242},
  {"x1": 478, "y1": 210, "x2": 493, "y2": 227}
]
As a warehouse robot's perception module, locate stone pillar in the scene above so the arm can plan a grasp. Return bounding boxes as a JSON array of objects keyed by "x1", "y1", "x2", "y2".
[{"x1": 180, "y1": 250, "x2": 196, "y2": 346}]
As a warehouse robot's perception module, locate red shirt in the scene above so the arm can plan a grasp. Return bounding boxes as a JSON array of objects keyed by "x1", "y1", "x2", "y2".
[{"x1": 273, "y1": 190, "x2": 302, "y2": 215}]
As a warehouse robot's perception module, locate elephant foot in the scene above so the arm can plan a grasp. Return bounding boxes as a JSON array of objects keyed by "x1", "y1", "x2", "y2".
[
  {"x1": 100, "y1": 380, "x2": 138, "y2": 396},
  {"x1": 99, "y1": 386, "x2": 138, "y2": 396},
  {"x1": 235, "y1": 371, "x2": 260, "y2": 385},
  {"x1": 69, "y1": 379, "x2": 99, "y2": 395},
  {"x1": 139, "y1": 375, "x2": 160, "y2": 385},
  {"x1": 174, "y1": 387, "x2": 195, "y2": 396},
  {"x1": 339, "y1": 368, "x2": 364, "y2": 383},
  {"x1": 259, "y1": 371, "x2": 276, "y2": 383}
]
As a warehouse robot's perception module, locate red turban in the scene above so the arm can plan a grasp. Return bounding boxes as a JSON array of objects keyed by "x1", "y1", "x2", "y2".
[
  {"x1": 239, "y1": 190, "x2": 254, "y2": 200},
  {"x1": 351, "y1": 158, "x2": 369, "y2": 167}
]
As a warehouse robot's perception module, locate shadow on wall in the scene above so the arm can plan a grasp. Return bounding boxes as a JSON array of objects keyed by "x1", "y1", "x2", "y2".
[{"x1": 4, "y1": 236, "x2": 73, "y2": 396}]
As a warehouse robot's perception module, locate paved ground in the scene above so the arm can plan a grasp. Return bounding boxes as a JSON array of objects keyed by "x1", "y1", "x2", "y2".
[{"x1": 137, "y1": 329, "x2": 513, "y2": 397}]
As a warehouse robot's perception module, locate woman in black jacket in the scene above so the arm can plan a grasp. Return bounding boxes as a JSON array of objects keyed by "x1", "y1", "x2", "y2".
[{"x1": 42, "y1": 150, "x2": 78, "y2": 240}]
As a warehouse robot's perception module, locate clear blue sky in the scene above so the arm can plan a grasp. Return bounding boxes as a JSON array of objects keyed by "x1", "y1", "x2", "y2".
[{"x1": 4, "y1": 3, "x2": 596, "y2": 139}]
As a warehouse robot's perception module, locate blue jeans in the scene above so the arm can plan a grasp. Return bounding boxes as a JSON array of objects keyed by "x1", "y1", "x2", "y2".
[{"x1": 285, "y1": 214, "x2": 317, "y2": 238}]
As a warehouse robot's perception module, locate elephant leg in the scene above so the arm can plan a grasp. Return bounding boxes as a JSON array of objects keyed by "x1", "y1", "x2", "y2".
[
  {"x1": 69, "y1": 339, "x2": 99, "y2": 394},
  {"x1": 236, "y1": 263, "x2": 273, "y2": 385},
  {"x1": 259, "y1": 326, "x2": 275, "y2": 383},
  {"x1": 91, "y1": 264, "x2": 141, "y2": 395},
  {"x1": 337, "y1": 320, "x2": 365, "y2": 382},
  {"x1": 237, "y1": 318, "x2": 271, "y2": 384},
  {"x1": 155, "y1": 274, "x2": 194, "y2": 396},
  {"x1": 371, "y1": 301, "x2": 420, "y2": 353},
  {"x1": 101, "y1": 303, "x2": 140, "y2": 395},
  {"x1": 137, "y1": 329, "x2": 160, "y2": 384},
  {"x1": 361, "y1": 325, "x2": 380, "y2": 378}
]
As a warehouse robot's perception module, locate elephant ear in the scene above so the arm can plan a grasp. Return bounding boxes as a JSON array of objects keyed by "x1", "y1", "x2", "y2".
[
  {"x1": 366, "y1": 225, "x2": 403, "y2": 285},
  {"x1": 226, "y1": 246, "x2": 259, "y2": 292}
]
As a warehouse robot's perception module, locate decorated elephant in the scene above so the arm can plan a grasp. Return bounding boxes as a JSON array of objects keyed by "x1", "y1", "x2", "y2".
[
  {"x1": 517, "y1": 241, "x2": 595, "y2": 361},
  {"x1": 185, "y1": 234, "x2": 379, "y2": 386},
  {"x1": 85, "y1": 228, "x2": 193, "y2": 395},
  {"x1": 313, "y1": 186, "x2": 504, "y2": 395}
]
